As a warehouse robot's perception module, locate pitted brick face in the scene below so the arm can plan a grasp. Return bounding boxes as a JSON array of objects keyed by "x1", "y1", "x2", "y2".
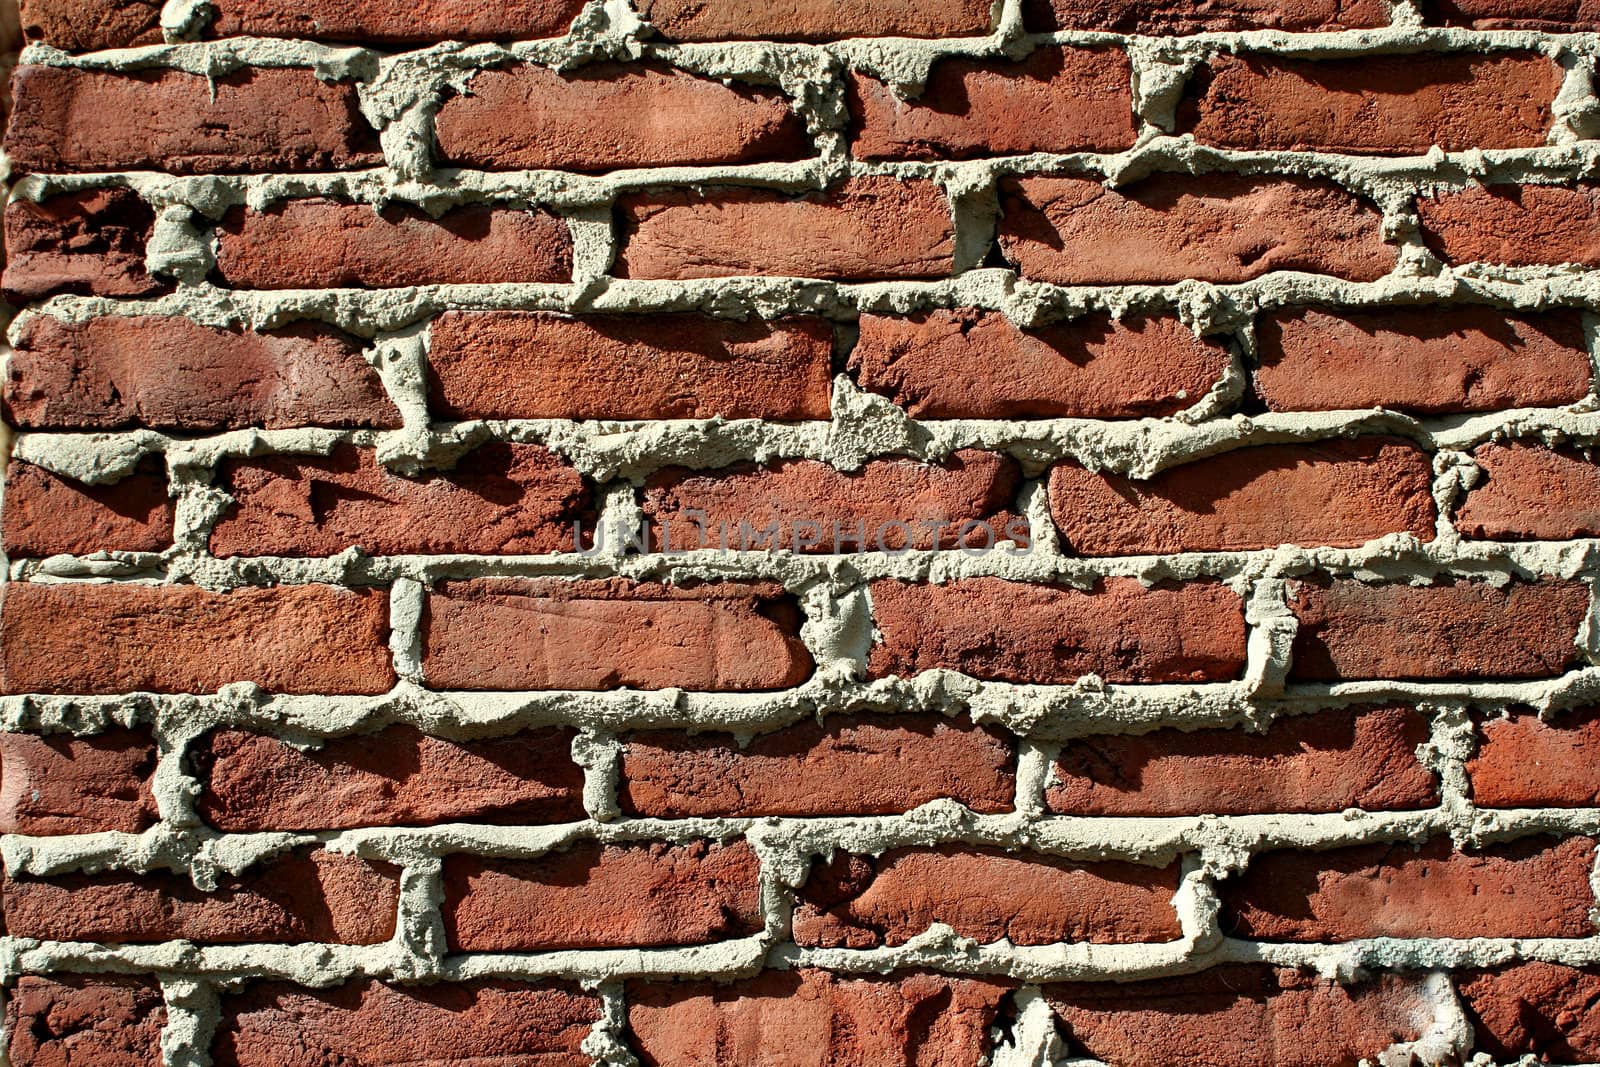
[{"x1": 6, "y1": 3, "x2": 1600, "y2": 1065}]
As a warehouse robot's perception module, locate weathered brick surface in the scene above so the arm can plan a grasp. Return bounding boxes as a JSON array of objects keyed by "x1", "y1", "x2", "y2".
[
  {"x1": 620, "y1": 714, "x2": 1015, "y2": 817},
  {"x1": 210, "y1": 442, "x2": 592, "y2": 557},
  {"x1": 850, "y1": 311, "x2": 1230, "y2": 419},
  {"x1": 1224, "y1": 836, "x2": 1598, "y2": 940},
  {"x1": 1458, "y1": 963, "x2": 1600, "y2": 1062},
  {"x1": 1455, "y1": 443, "x2": 1600, "y2": 540},
  {"x1": 215, "y1": 199, "x2": 573, "y2": 288},
  {"x1": 1048, "y1": 705, "x2": 1437, "y2": 816},
  {"x1": 1023, "y1": 0, "x2": 1392, "y2": 32},
  {"x1": 423, "y1": 578, "x2": 813, "y2": 691},
  {"x1": 637, "y1": 0, "x2": 995, "y2": 39},
  {"x1": 18, "y1": 0, "x2": 162, "y2": 49},
  {"x1": 7, "y1": 975, "x2": 168, "y2": 1066},
  {"x1": 1255, "y1": 307, "x2": 1593, "y2": 414},
  {"x1": 793, "y1": 847, "x2": 1182, "y2": 947},
  {"x1": 3, "y1": 188, "x2": 165, "y2": 301},
  {"x1": 1048, "y1": 438, "x2": 1436, "y2": 555},
  {"x1": 0, "y1": 727, "x2": 159, "y2": 835},
  {"x1": 1424, "y1": 0, "x2": 1600, "y2": 29},
  {"x1": 1418, "y1": 183, "x2": 1600, "y2": 266},
  {"x1": 206, "y1": 0, "x2": 590, "y2": 41},
  {"x1": 3, "y1": 454, "x2": 174, "y2": 557},
  {"x1": 3, "y1": 848, "x2": 400, "y2": 944},
  {"x1": 435, "y1": 63, "x2": 810, "y2": 172},
  {"x1": 428, "y1": 311, "x2": 833, "y2": 421},
  {"x1": 1469, "y1": 707, "x2": 1600, "y2": 808},
  {"x1": 999, "y1": 175, "x2": 1394, "y2": 285},
  {"x1": 443, "y1": 840, "x2": 763, "y2": 950}
]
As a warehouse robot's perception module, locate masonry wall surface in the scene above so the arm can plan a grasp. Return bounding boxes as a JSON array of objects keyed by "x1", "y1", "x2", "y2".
[{"x1": 7, "y1": 0, "x2": 1600, "y2": 1064}]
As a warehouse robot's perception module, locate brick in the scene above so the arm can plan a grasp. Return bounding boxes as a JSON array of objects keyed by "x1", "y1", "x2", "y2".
[
  {"x1": 1183, "y1": 53, "x2": 1560, "y2": 155},
  {"x1": 443, "y1": 839, "x2": 762, "y2": 950},
  {"x1": 1255, "y1": 306, "x2": 1592, "y2": 414},
  {"x1": 1023, "y1": 0, "x2": 1391, "y2": 32},
  {"x1": 214, "y1": 978, "x2": 600, "y2": 1067},
  {"x1": 1223, "y1": 835, "x2": 1598, "y2": 940},
  {"x1": 427, "y1": 311, "x2": 833, "y2": 421},
  {"x1": 3, "y1": 848, "x2": 400, "y2": 944},
  {"x1": 615, "y1": 177, "x2": 953, "y2": 280},
  {"x1": 620, "y1": 713, "x2": 1016, "y2": 818},
  {"x1": 1456, "y1": 443, "x2": 1600, "y2": 540},
  {"x1": 6, "y1": 975, "x2": 167, "y2": 1066},
  {"x1": 1468, "y1": 707, "x2": 1600, "y2": 808},
  {"x1": 1287, "y1": 577, "x2": 1590, "y2": 681},
  {"x1": 423, "y1": 578, "x2": 813, "y2": 691},
  {"x1": 637, "y1": 0, "x2": 993, "y2": 39},
  {"x1": 1418, "y1": 183, "x2": 1600, "y2": 267},
  {"x1": 1048, "y1": 705, "x2": 1437, "y2": 816},
  {"x1": 999, "y1": 174, "x2": 1393, "y2": 285},
  {"x1": 794, "y1": 846, "x2": 1181, "y2": 947},
  {"x1": 1048, "y1": 438, "x2": 1436, "y2": 555},
  {"x1": 3, "y1": 455, "x2": 174, "y2": 557},
  {"x1": 641, "y1": 449, "x2": 1026, "y2": 553},
  {"x1": 1046, "y1": 966, "x2": 1435, "y2": 1067},
  {"x1": 5, "y1": 315, "x2": 399, "y2": 431},
  {"x1": 849, "y1": 48, "x2": 1136, "y2": 162},
  {"x1": 210, "y1": 441, "x2": 592, "y2": 557},
  {"x1": 18, "y1": 0, "x2": 162, "y2": 48},
  {"x1": 6, "y1": 66, "x2": 381, "y2": 175},
  {"x1": 628, "y1": 970, "x2": 1011, "y2": 1067},
  {"x1": 0, "y1": 727, "x2": 158, "y2": 835},
  {"x1": 0, "y1": 582, "x2": 394, "y2": 695},
  {"x1": 1425, "y1": 0, "x2": 1600, "y2": 29},
  {"x1": 3, "y1": 189, "x2": 166, "y2": 301},
  {"x1": 851, "y1": 310, "x2": 1230, "y2": 420},
  {"x1": 868, "y1": 577, "x2": 1247, "y2": 684},
  {"x1": 193, "y1": 725, "x2": 587, "y2": 831},
  {"x1": 214, "y1": 199, "x2": 573, "y2": 289},
  {"x1": 206, "y1": 0, "x2": 589, "y2": 41},
  {"x1": 1458, "y1": 963, "x2": 1600, "y2": 1062},
  {"x1": 434, "y1": 62, "x2": 809, "y2": 172}
]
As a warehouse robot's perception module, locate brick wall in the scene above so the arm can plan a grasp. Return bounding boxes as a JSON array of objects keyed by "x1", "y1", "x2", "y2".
[{"x1": 5, "y1": 0, "x2": 1600, "y2": 1064}]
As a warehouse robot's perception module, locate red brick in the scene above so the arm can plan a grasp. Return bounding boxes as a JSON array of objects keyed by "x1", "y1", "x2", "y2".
[
  {"x1": 5, "y1": 315, "x2": 399, "y2": 431},
  {"x1": 1223, "y1": 835, "x2": 1597, "y2": 940},
  {"x1": 641, "y1": 450, "x2": 1025, "y2": 553},
  {"x1": 1459, "y1": 963, "x2": 1600, "y2": 1062},
  {"x1": 1418, "y1": 183, "x2": 1600, "y2": 267},
  {"x1": 0, "y1": 582, "x2": 394, "y2": 695},
  {"x1": 1469, "y1": 707, "x2": 1600, "y2": 808},
  {"x1": 615, "y1": 177, "x2": 953, "y2": 280},
  {"x1": 3, "y1": 455, "x2": 173, "y2": 557},
  {"x1": 1048, "y1": 438, "x2": 1436, "y2": 556},
  {"x1": 443, "y1": 839, "x2": 762, "y2": 950},
  {"x1": 1255, "y1": 306, "x2": 1592, "y2": 415},
  {"x1": 427, "y1": 311, "x2": 833, "y2": 421},
  {"x1": 423, "y1": 578, "x2": 812, "y2": 691},
  {"x1": 6, "y1": 66, "x2": 381, "y2": 175},
  {"x1": 1023, "y1": 0, "x2": 1391, "y2": 32},
  {"x1": 6, "y1": 975, "x2": 167, "y2": 1066},
  {"x1": 849, "y1": 48, "x2": 1135, "y2": 162},
  {"x1": 1046, "y1": 966, "x2": 1435, "y2": 1067},
  {"x1": 1287, "y1": 577, "x2": 1590, "y2": 681},
  {"x1": 1048, "y1": 705, "x2": 1437, "y2": 816},
  {"x1": 3, "y1": 848, "x2": 400, "y2": 944},
  {"x1": 999, "y1": 174, "x2": 1393, "y2": 285},
  {"x1": 214, "y1": 199, "x2": 572, "y2": 289},
  {"x1": 1425, "y1": 0, "x2": 1600, "y2": 29},
  {"x1": 620, "y1": 713, "x2": 1015, "y2": 818},
  {"x1": 193, "y1": 725, "x2": 586, "y2": 832},
  {"x1": 851, "y1": 310, "x2": 1228, "y2": 420},
  {"x1": 1456, "y1": 443, "x2": 1600, "y2": 540},
  {"x1": 0, "y1": 727, "x2": 158, "y2": 835},
  {"x1": 1183, "y1": 53, "x2": 1560, "y2": 155},
  {"x1": 207, "y1": 0, "x2": 588, "y2": 41},
  {"x1": 868, "y1": 577, "x2": 1247, "y2": 684},
  {"x1": 628, "y1": 970, "x2": 1010, "y2": 1067},
  {"x1": 434, "y1": 63, "x2": 809, "y2": 172},
  {"x1": 210, "y1": 441, "x2": 592, "y2": 557},
  {"x1": 215, "y1": 979, "x2": 599, "y2": 1067},
  {"x1": 794, "y1": 846, "x2": 1181, "y2": 947},
  {"x1": 18, "y1": 0, "x2": 161, "y2": 48},
  {"x1": 3, "y1": 189, "x2": 166, "y2": 302},
  {"x1": 638, "y1": 0, "x2": 992, "y2": 39}
]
